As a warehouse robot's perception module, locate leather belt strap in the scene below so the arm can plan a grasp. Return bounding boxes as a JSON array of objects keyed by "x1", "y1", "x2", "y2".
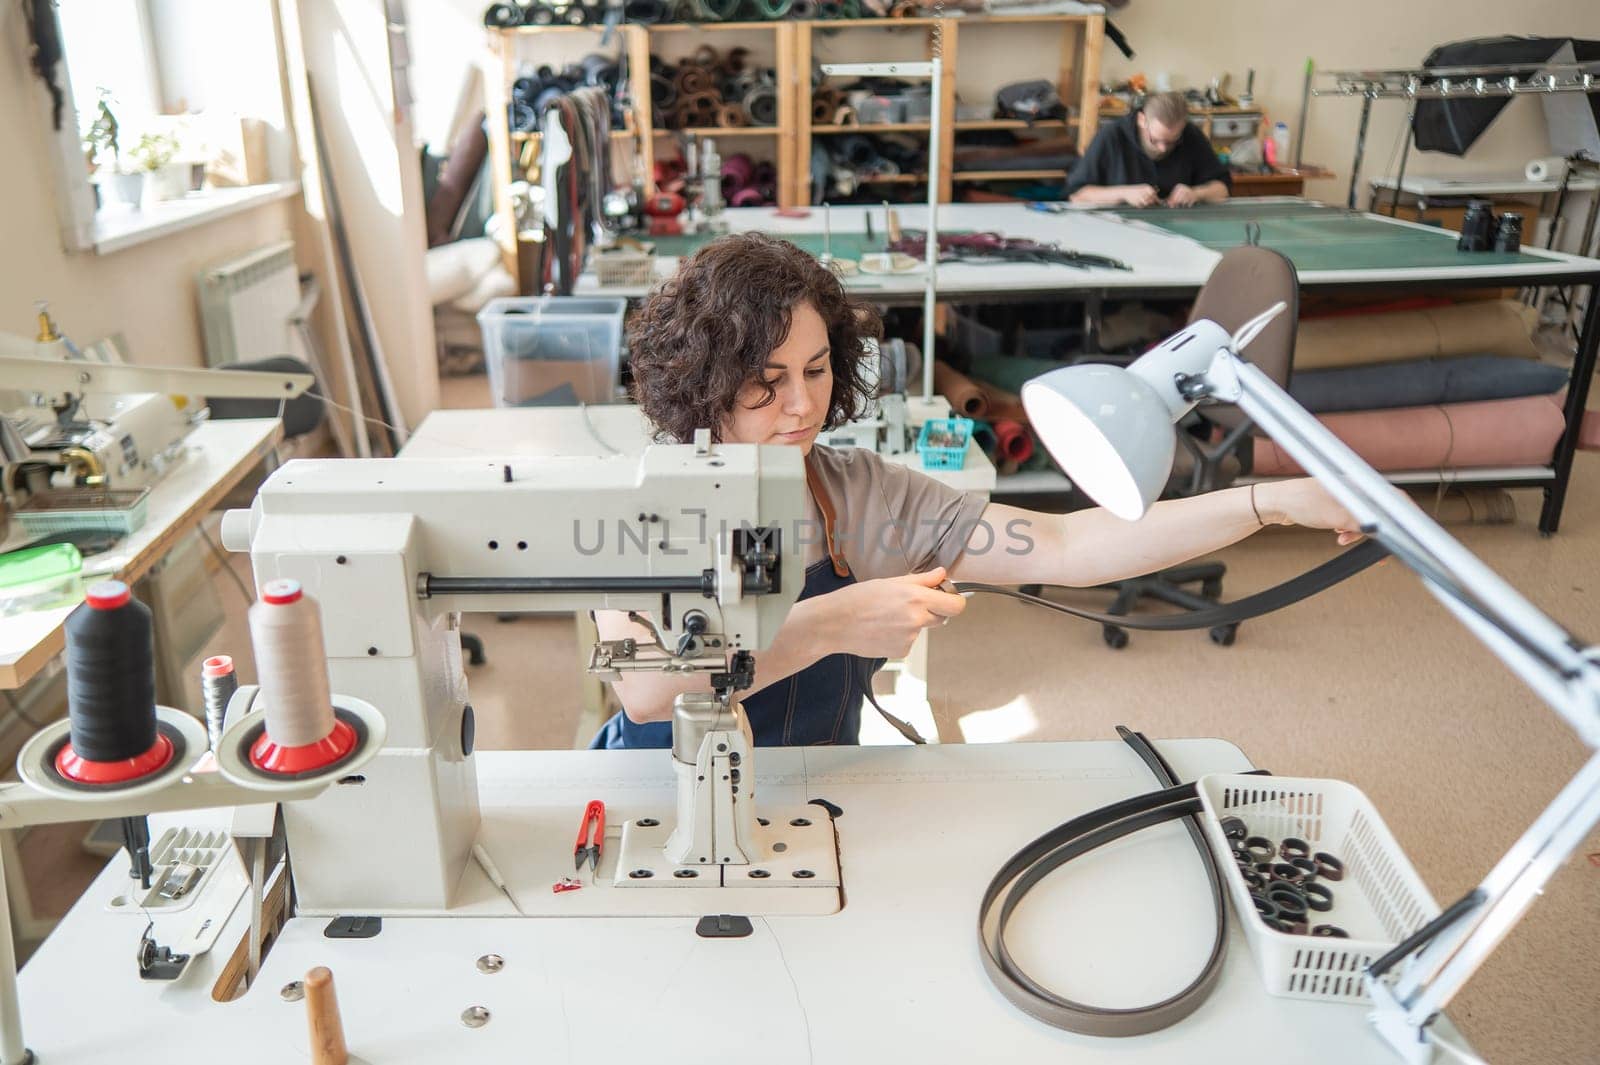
[
  {"x1": 978, "y1": 727, "x2": 1235, "y2": 1036},
  {"x1": 956, "y1": 539, "x2": 1388, "y2": 632}
]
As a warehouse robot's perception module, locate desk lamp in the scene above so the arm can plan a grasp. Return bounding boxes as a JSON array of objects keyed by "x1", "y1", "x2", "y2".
[{"x1": 1021, "y1": 304, "x2": 1600, "y2": 1064}]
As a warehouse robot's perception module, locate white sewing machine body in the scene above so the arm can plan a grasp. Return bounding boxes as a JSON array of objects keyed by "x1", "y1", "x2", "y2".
[{"x1": 217, "y1": 440, "x2": 815, "y2": 916}]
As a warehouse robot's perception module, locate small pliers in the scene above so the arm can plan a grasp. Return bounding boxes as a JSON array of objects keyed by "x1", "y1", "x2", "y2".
[{"x1": 573, "y1": 800, "x2": 606, "y2": 873}]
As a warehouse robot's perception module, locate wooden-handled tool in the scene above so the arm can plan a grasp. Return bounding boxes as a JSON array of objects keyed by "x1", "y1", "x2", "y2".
[{"x1": 305, "y1": 966, "x2": 349, "y2": 1065}]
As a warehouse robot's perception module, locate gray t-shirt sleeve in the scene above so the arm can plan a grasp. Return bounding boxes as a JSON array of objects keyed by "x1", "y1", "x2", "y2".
[{"x1": 808, "y1": 445, "x2": 989, "y2": 581}]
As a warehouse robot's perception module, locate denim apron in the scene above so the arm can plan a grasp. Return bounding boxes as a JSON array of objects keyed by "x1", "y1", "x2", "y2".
[{"x1": 589, "y1": 453, "x2": 880, "y2": 749}]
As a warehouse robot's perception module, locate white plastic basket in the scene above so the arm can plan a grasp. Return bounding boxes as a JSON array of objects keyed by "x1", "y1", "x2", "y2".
[{"x1": 1196, "y1": 773, "x2": 1441, "y2": 1004}]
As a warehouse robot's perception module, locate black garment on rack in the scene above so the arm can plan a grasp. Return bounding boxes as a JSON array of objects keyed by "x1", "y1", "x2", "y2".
[{"x1": 1413, "y1": 37, "x2": 1600, "y2": 155}]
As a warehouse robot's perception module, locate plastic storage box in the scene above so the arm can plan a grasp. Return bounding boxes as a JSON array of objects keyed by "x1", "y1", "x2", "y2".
[
  {"x1": 916, "y1": 417, "x2": 974, "y2": 470},
  {"x1": 476, "y1": 297, "x2": 627, "y2": 407},
  {"x1": 1195, "y1": 773, "x2": 1441, "y2": 1004}
]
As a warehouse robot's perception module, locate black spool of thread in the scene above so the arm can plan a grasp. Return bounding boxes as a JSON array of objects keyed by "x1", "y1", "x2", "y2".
[
  {"x1": 1456, "y1": 200, "x2": 1496, "y2": 253},
  {"x1": 1493, "y1": 212, "x2": 1523, "y2": 253},
  {"x1": 63, "y1": 581, "x2": 158, "y2": 764}
]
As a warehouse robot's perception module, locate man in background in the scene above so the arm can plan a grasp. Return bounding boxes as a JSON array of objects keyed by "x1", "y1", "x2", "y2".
[{"x1": 1066, "y1": 91, "x2": 1231, "y2": 207}]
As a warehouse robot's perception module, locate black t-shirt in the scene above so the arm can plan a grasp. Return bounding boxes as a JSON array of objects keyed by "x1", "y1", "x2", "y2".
[{"x1": 1065, "y1": 111, "x2": 1231, "y2": 199}]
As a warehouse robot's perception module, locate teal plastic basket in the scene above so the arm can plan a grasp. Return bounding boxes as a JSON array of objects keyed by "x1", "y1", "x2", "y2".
[{"x1": 916, "y1": 417, "x2": 974, "y2": 470}]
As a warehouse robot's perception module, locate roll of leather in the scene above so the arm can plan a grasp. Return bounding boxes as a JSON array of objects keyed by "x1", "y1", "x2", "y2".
[
  {"x1": 1582, "y1": 408, "x2": 1600, "y2": 452},
  {"x1": 752, "y1": 160, "x2": 776, "y2": 186},
  {"x1": 992, "y1": 419, "x2": 1034, "y2": 463},
  {"x1": 1289, "y1": 355, "x2": 1569, "y2": 414},
  {"x1": 579, "y1": 53, "x2": 617, "y2": 86},
  {"x1": 730, "y1": 187, "x2": 766, "y2": 207},
  {"x1": 677, "y1": 67, "x2": 713, "y2": 95},
  {"x1": 625, "y1": 0, "x2": 669, "y2": 20},
  {"x1": 790, "y1": 0, "x2": 816, "y2": 16},
  {"x1": 483, "y1": 3, "x2": 524, "y2": 27},
  {"x1": 722, "y1": 46, "x2": 750, "y2": 76},
  {"x1": 721, "y1": 152, "x2": 755, "y2": 189},
  {"x1": 650, "y1": 71, "x2": 677, "y2": 109},
  {"x1": 1294, "y1": 300, "x2": 1541, "y2": 371},
  {"x1": 1250, "y1": 393, "x2": 1568, "y2": 476},
  {"x1": 692, "y1": 44, "x2": 720, "y2": 66},
  {"x1": 1408, "y1": 487, "x2": 1517, "y2": 525},
  {"x1": 834, "y1": 104, "x2": 858, "y2": 126},
  {"x1": 932, "y1": 361, "x2": 989, "y2": 418},
  {"x1": 717, "y1": 103, "x2": 748, "y2": 127},
  {"x1": 813, "y1": 96, "x2": 836, "y2": 123},
  {"x1": 744, "y1": 85, "x2": 778, "y2": 126},
  {"x1": 1525, "y1": 155, "x2": 1569, "y2": 182},
  {"x1": 969, "y1": 420, "x2": 999, "y2": 458},
  {"x1": 526, "y1": 4, "x2": 557, "y2": 24},
  {"x1": 835, "y1": 134, "x2": 879, "y2": 168}
]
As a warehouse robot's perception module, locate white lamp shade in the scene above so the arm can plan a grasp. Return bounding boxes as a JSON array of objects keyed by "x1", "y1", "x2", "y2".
[{"x1": 1021, "y1": 365, "x2": 1179, "y2": 520}]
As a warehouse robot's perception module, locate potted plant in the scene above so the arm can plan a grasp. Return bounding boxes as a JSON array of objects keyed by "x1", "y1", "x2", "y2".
[
  {"x1": 82, "y1": 90, "x2": 141, "y2": 209},
  {"x1": 128, "y1": 131, "x2": 182, "y2": 210}
]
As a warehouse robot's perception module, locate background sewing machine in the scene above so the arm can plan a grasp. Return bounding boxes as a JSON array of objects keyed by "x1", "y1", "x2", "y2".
[{"x1": 0, "y1": 308, "x2": 313, "y2": 504}]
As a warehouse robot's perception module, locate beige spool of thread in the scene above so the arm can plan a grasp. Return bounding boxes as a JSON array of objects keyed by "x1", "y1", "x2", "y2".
[{"x1": 249, "y1": 579, "x2": 336, "y2": 747}]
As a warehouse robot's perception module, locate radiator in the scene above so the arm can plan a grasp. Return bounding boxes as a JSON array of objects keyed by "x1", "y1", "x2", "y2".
[{"x1": 197, "y1": 241, "x2": 300, "y2": 367}]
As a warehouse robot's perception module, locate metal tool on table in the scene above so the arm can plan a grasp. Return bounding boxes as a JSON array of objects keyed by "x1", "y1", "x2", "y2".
[
  {"x1": 472, "y1": 842, "x2": 525, "y2": 914},
  {"x1": 573, "y1": 799, "x2": 606, "y2": 874}
]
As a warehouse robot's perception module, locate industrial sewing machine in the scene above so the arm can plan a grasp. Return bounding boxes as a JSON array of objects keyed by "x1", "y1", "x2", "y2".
[
  {"x1": 214, "y1": 430, "x2": 842, "y2": 916},
  {"x1": 0, "y1": 308, "x2": 312, "y2": 503}
]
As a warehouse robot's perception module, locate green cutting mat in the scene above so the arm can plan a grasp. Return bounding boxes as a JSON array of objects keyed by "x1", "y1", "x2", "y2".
[
  {"x1": 1109, "y1": 201, "x2": 1554, "y2": 272},
  {"x1": 644, "y1": 231, "x2": 968, "y2": 262}
]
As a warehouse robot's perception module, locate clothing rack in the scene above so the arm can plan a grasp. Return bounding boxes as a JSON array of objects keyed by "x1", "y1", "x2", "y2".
[{"x1": 1310, "y1": 60, "x2": 1600, "y2": 209}]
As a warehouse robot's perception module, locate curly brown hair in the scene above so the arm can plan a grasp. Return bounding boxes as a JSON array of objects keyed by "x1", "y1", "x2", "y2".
[{"x1": 628, "y1": 232, "x2": 881, "y2": 443}]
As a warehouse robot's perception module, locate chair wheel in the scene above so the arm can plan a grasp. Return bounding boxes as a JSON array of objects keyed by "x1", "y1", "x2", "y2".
[
  {"x1": 1209, "y1": 625, "x2": 1237, "y2": 647},
  {"x1": 1103, "y1": 625, "x2": 1129, "y2": 650},
  {"x1": 1202, "y1": 578, "x2": 1223, "y2": 600}
]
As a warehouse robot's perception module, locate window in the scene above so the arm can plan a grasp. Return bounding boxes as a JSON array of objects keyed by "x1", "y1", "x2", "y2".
[{"x1": 40, "y1": 0, "x2": 296, "y2": 253}]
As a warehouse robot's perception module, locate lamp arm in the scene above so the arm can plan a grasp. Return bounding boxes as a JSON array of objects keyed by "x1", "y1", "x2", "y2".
[{"x1": 1204, "y1": 348, "x2": 1600, "y2": 1062}]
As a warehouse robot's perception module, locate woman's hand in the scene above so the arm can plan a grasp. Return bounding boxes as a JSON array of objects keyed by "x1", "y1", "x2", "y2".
[
  {"x1": 1256, "y1": 479, "x2": 1365, "y2": 545},
  {"x1": 808, "y1": 567, "x2": 968, "y2": 660}
]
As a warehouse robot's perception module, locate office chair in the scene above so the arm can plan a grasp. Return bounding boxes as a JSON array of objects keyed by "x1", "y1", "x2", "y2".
[{"x1": 1098, "y1": 246, "x2": 1300, "y2": 649}]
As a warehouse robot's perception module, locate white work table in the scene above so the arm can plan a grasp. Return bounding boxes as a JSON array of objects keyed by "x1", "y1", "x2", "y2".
[
  {"x1": 575, "y1": 199, "x2": 1600, "y2": 298},
  {"x1": 577, "y1": 203, "x2": 1223, "y2": 301},
  {"x1": 15, "y1": 738, "x2": 1465, "y2": 1062},
  {"x1": 0, "y1": 418, "x2": 283, "y2": 689},
  {"x1": 401, "y1": 403, "x2": 998, "y2": 496}
]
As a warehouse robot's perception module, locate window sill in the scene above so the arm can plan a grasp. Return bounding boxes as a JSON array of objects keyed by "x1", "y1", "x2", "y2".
[{"x1": 91, "y1": 181, "x2": 301, "y2": 255}]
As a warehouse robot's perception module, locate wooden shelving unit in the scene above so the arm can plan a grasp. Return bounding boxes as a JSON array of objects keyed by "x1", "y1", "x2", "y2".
[
  {"x1": 789, "y1": 14, "x2": 1100, "y2": 204},
  {"x1": 485, "y1": 14, "x2": 1103, "y2": 288}
]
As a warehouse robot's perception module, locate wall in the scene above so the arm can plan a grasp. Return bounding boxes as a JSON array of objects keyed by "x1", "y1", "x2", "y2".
[
  {"x1": 0, "y1": 3, "x2": 298, "y2": 369},
  {"x1": 293, "y1": 0, "x2": 439, "y2": 428},
  {"x1": 1100, "y1": 0, "x2": 1600, "y2": 213}
]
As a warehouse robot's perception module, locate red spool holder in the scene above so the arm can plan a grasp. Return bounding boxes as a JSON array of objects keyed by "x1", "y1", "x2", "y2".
[
  {"x1": 249, "y1": 718, "x2": 357, "y2": 775},
  {"x1": 55, "y1": 733, "x2": 175, "y2": 785}
]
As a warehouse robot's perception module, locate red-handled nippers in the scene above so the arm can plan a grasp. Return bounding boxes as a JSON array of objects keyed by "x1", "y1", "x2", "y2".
[{"x1": 573, "y1": 800, "x2": 606, "y2": 873}]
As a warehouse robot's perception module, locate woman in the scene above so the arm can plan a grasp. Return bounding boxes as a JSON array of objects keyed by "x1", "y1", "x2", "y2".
[{"x1": 591, "y1": 233, "x2": 1358, "y2": 748}]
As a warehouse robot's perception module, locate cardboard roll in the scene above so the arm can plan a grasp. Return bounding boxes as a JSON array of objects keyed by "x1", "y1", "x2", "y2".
[
  {"x1": 17, "y1": 706, "x2": 206, "y2": 803},
  {"x1": 216, "y1": 694, "x2": 387, "y2": 794}
]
